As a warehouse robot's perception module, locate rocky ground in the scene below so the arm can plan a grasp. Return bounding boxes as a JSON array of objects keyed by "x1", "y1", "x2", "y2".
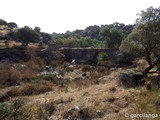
[
  {"x1": 1, "y1": 58, "x2": 158, "y2": 120},
  {"x1": 1, "y1": 65, "x2": 141, "y2": 120}
]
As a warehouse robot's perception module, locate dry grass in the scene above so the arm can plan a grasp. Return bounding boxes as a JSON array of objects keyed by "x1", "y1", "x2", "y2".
[
  {"x1": 62, "y1": 65, "x2": 112, "y2": 90},
  {"x1": 25, "y1": 47, "x2": 46, "y2": 71},
  {"x1": 23, "y1": 97, "x2": 74, "y2": 120},
  {"x1": 131, "y1": 88, "x2": 160, "y2": 114},
  {"x1": 0, "y1": 63, "x2": 36, "y2": 86},
  {"x1": 27, "y1": 59, "x2": 45, "y2": 71},
  {"x1": 65, "y1": 66, "x2": 74, "y2": 72},
  {"x1": 23, "y1": 70, "x2": 138, "y2": 119},
  {"x1": 89, "y1": 68, "x2": 110, "y2": 81},
  {"x1": 0, "y1": 98, "x2": 31, "y2": 120},
  {"x1": 0, "y1": 66, "x2": 145, "y2": 119},
  {"x1": 96, "y1": 66, "x2": 107, "y2": 73},
  {"x1": 82, "y1": 65, "x2": 92, "y2": 72},
  {"x1": 0, "y1": 46, "x2": 46, "y2": 87},
  {"x1": 133, "y1": 58, "x2": 148, "y2": 72},
  {"x1": 0, "y1": 40, "x2": 22, "y2": 48},
  {"x1": 0, "y1": 58, "x2": 152, "y2": 120},
  {"x1": 7, "y1": 81, "x2": 53, "y2": 97}
]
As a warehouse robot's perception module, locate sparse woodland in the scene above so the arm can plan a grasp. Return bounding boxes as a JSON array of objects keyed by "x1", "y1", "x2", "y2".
[{"x1": 0, "y1": 6, "x2": 160, "y2": 120}]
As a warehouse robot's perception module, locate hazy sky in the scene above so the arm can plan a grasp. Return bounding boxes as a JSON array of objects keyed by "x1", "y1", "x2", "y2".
[{"x1": 1, "y1": 0, "x2": 160, "y2": 33}]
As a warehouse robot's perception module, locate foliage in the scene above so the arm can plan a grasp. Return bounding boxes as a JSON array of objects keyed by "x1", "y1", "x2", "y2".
[
  {"x1": 40, "y1": 32, "x2": 52, "y2": 44},
  {"x1": 34, "y1": 27, "x2": 52, "y2": 44},
  {"x1": 100, "y1": 27, "x2": 123, "y2": 48},
  {"x1": 97, "y1": 52, "x2": 109, "y2": 61},
  {"x1": 7, "y1": 22, "x2": 18, "y2": 28},
  {"x1": 0, "y1": 98, "x2": 30, "y2": 120},
  {"x1": 59, "y1": 36, "x2": 103, "y2": 48},
  {"x1": 117, "y1": 52, "x2": 135, "y2": 65},
  {"x1": 72, "y1": 37, "x2": 102, "y2": 48},
  {"x1": 52, "y1": 22, "x2": 134, "y2": 48},
  {"x1": 15, "y1": 26, "x2": 40, "y2": 46},
  {"x1": 34, "y1": 26, "x2": 41, "y2": 33},
  {"x1": 0, "y1": 19, "x2": 7, "y2": 25},
  {"x1": 109, "y1": 28, "x2": 123, "y2": 48},
  {"x1": 83, "y1": 25, "x2": 101, "y2": 40},
  {"x1": 120, "y1": 6, "x2": 160, "y2": 77}
]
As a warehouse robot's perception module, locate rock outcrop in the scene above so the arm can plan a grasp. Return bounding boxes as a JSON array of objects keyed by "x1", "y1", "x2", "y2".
[{"x1": 118, "y1": 72, "x2": 144, "y2": 88}]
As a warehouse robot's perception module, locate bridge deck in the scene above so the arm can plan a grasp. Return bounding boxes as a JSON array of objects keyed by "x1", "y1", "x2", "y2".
[{"x1": 59, "y1": 48, "x2": 117, "y2": 50}]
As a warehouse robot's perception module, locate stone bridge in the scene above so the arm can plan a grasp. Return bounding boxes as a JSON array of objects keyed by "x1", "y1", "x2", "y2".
[{"x1": 59, "y1": 48, "x2": 118, "y2": 64}]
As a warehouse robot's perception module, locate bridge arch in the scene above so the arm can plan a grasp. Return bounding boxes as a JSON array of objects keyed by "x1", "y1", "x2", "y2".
[{"x1": 59, "y1": 48, "x2": 118, "y2": 64}]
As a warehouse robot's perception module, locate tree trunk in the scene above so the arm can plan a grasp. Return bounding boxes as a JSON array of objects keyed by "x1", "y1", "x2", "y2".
[
  {"x1": 143, "y1": 65, "x2": 154, "y2": 78},
  {"x1": 143, "y1": 62, "x2": 159, "y2": 78},
  {"x1": 143, "y1": 56, "x2": 160, "y2": 78}
]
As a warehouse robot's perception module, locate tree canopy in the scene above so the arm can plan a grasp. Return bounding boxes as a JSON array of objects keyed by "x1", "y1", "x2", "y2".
[
  {"x1": 52, "y1": 23, "x2": 133, "y2": 47},
  {"x1": 100, "y1": 27, "x2": 123, "y2": 48},
  {"x1": 120, "y1": 6, "x2": 160, "y2": 77},
  {"x1": 15, "y1": 26, "x2": 40, "y2": 46}
]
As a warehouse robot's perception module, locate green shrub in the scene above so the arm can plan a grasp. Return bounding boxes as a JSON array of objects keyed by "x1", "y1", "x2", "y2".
[
  {"x1": 97, "y1": 52, "x2": 109, "y2": 61},
  {"x1": 0, "y1": 98, "x2": 30, "y2": 120},
  {"x1": 117, "y1": 52, "x2": 135, "y2": 65},
  {"x1": 0, "y1": 19, "x2": 7, "y2": 25}
]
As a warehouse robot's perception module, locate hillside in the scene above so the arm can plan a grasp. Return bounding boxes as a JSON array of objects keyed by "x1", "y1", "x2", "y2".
[
  {"x1": 0, "y1": 6, "x2": 160, "y2": 120},
  {"x1": 0, "y1": 61, "x2": 148, "y2": 120}
]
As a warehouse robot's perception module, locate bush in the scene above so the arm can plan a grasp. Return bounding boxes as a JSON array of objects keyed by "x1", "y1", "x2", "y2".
[
  {"x1": 145, "y1": 76, "x2": 160, "y2": 91},
  {"x1": 0, "y1": 98, "x2": 30, "y2": 120},
  {"x1": 97, "y1": 52, "x2": 109, "y2": 61},
  {"x1": 118, "y1": 72, "x2": 144, "y2": 88},
  {"x1": 117, "y1": 52, "x2": 135, "y2": 65},
  {"x1": 0, "y1": 19, "x2": 7, "y2": 25},
  {"x1": 59, "y1": 37, "x2": 102, "y2": 48},
  {"x1": 36, "y1": 98, "x2": 73, "y2": 119},
  {"x1": 37, "y1": 100, "x2": 61, "y2": 118}
]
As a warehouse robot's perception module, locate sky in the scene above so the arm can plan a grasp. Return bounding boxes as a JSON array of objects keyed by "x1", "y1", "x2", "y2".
[{"x1": 0, "y1": 0, "x2": 160, "y2": 33}]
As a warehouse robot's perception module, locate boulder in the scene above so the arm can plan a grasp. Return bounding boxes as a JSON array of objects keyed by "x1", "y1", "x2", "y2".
[
  {"x1": 40, "y1": 67, "x2": 63, "y2": 79},
  {"x1": 63, "y1": 106, "x2": 80, "y2": 120},
  {"x1": 71, "y1": 59, "x2": 76, "y2": 64},
  {"x1": 118, "y1": 72, "x2": 144, "y2": 88}
]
